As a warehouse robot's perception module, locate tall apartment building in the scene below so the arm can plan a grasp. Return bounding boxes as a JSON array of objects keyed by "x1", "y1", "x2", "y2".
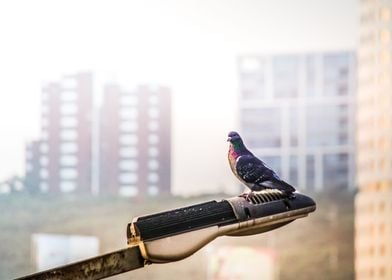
[
  {"x1": 100, "y1": 85, "x2": 171, "y2": 196},
  {"x1": 355, "y1": 1, "x2": 392, "y2": 279},
  {"x1": 238, "y1": 52, "x2": 356, "y2": 191},
  {"x1": 38, "y1": 72, "x2": 93, "y2": 193}
]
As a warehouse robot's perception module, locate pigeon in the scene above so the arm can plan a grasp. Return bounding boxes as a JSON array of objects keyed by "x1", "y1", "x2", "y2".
[{"x1": 227, "y1": 131, "x2": 296, "y2": 198}]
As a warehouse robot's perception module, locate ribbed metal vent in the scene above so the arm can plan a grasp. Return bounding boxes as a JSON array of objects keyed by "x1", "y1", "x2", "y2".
[
  {"x1": 134, "y1": 200, "x2": 237, "y2": 241},
  {"x1": 247, "y1": 189, "x2": 287, "y2": 204}
]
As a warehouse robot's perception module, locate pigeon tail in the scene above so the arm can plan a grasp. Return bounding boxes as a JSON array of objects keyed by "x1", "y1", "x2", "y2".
[
  {"x1": 257, "y1": 178, "x2": 296, "y2": 194},
  {"x1": 271, "y1": 179, "x2": 296, "y2": 193}
]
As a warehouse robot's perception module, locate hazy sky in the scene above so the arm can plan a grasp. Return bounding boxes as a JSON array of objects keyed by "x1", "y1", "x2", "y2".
[{"x1": 0, "y1": 0, "x2": 357, "y2": 195}]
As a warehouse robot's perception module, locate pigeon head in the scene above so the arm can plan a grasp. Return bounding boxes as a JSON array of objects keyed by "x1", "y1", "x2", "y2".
[
  {"x1": 227, "y1": 131, "x2": 250, "y2": 154},
  {"x1": 227, "y1": 131, "x2": 243, "y2": 144}
]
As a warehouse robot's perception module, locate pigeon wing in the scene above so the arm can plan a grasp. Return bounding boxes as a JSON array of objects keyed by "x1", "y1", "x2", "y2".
[
  {"x1": 236, "y1": 155, "x2": 296, "y2": 193},
  {"x1": 235, "y1": 155, "x2": 275, "y2": 184}
]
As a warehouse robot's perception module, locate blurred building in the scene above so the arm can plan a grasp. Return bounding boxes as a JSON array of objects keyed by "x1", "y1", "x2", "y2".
[
  {"x1": 37, "y1": 73, "x2": 93, "y2": 193},
  {"x1": 25, "y1": 140, "x2": 42, "y2": 193},
  {"x1": 207, "y1": 245, "x2": 277, "y2": 280},
  {"x1": 32, "y1": 233, "x2": 99, "y2": 270},
  {"x1": 25, "y1": 73, "x2": 172, "y2": 196},
  {"x1": 100, "y1": 85, "x2": 171, "y2": 196},
  {"x1": 355, "y1": 1, "x2": 392, "y2": 279},
  {"x1": 0, "y1": 176, "x2": 24, "y2": 194},
  {"x1": 238, "y1": 52, "x2": 356, "y2": 191}
]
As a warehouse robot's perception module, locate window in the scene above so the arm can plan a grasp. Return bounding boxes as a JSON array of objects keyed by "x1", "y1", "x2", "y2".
[
  {"x1": 272, "y1": 55, "x2": 299, "y2": 98},
  {"x1": 119, "y1": 147, "x2": 138, "y2": 158},
  {"x1": 240, "y1": 57, "x2": 261, "y2": 72},
  {"x1": 119, "y1": 160, "x2": 138, "y2": 171},
  {"x1": 323, "y1": 153, "x2": 348, "y2": 189},
  {"x1": 61, "y1": 90, "x2": 78, "y2": 102},
  {"x1": 61, "y1": 78, "x2": 78, "y2": 89},
  {"x1": 369, "y1": 267, "x2": 374, "y2": 278},
  {"x1": 40, "y1": 143, "x2": 49, "y2": 153},
  {"x1": 379, "y1": 72, "x2": 391, "y2": 85},
  {"x1": 148, "y1": 186, "x2": 159, "y2": 196},
  {"x1": 40, "y1": 156, "x2": 48, "y2": 166},
  {"x1": 14, "y1": 181, "x2": 23, "y2": 191},
  {"x1": 149, "y1": 95, "x2": 159, "y2": 105},
  {"x1": 60, "y1": 168, "x2": 78, "y2": 179},
  {"x1": 323, "y1": 53, "x2": 351, "y2": 97},
  {"x1": 306, "y1": 104, "x2": 349, "y2": 147},
  {"x1": 60, "y1": 181, "x2": 76, "y2": 192},
  {"x1": 360, "y1": 31, "x2": 375, "y2": 45},
  {"x1": 306, "y1": 155, "x2": 315, "y2": 190},
  {"x1": 60, "y1": 142, "x2": 78, "y2": 153},
  {"x1": 119, "y1": 173, "x2": 137, "y2": 184},
  {"x1": 379, "y1": 202, "x2": 386, "y2": 212},
  {"x1": 239, "y1": 57, "x2": 265, "y2": 99},
  {"x1": 119, "y1": 108, "x2": 137, "y2": 119},
  {"x1": 40, "y1": 168, "x2": 48, "y2": 179},
  {"x1": 60, "y1": 155, "x2": 78, "y2": 166},
  {"x1": 379, "y1": 223, "x2": 385, "y2": 236},
  {"x1": 60, "y1": 117, "x2": 78, "y2": 128},
  {"x1": 289, "y1": 156, "x2": 298, "y2": 187},
  {"x1": 241, "y1": 75, "x2": 266, "y2": 99},
  {"x1": 41, "y1": 105, "x2": 49, "y2": 115},
  {"x1": 148, "y1": 134, "x2": 159, "y2": 144},
  {"x1": 0, "y1": 183, "x2": 10, "y2": 193},
  {"x1": 26, "y1": 163, "x2": 33, "y2": 172},
  {"x1": 26, "y1": 150, "x2": 33, "y2": 160},
  {"x1": 40, "y1": 182, "x2": 49, "y2": 192},
  {"x1": 120, "y1": 121, "x2": 138, "y2": 132},
  {"x1": 380, "y1": 50, "x2": 391, "y2": 65},
  {"x1": 42, "y1": 92, "x2": 49, "y2": 102},
  {"x1": 60, "y1": 129, "x2": 78, "y2": 141},
  {"x1": 380, "y1": 7, "x2": 391, "y2": 22},
  {"x1": 121, "y1": 94, "x2": 138, "y2": 106},
  {"x1": 41, "y1": 117, "x2": 49, "y2": 127},
  {"x1": 60, "y1": 103, "x2": 78, "y2": 115},
  {"x1": 380, "y1": 29, "x2": 390, "y2": 44},
  {"x1": 148, "y1": 147, "x2": 159, "y2": 157},
  {"x1": 148, "y1": 107, "x2": 159, "y2": 118},
  {"x1": 148, "y1": 173, "x2": 159, "y2": 183},
  {"x1": 118, "y1": 186, "x2": 138, "y2": 197},
  {"x1": 289, "y1": 107, "x2": 299, "y2": 147},
  {"x1": 148, "y1": 159, "x2": 159, "y2": 170},
  {"x1": 306, "y1": 55, "x2": 318, "y2": 97},
  {"x1": 41, "y1": 130, "x2": 49, "y2": 140},
  {"x1": 148, "y1": 121, "x2": 159, "y2": 131},
  {"x1": 379, "y1": 266, "x2": 385, "y2": 278},
  {"x1": 119, "y1": 135, "x2": 137, "y2": 145},
  {"x1": 241, "y1": 108, "x2": 281, "y2": 148}
]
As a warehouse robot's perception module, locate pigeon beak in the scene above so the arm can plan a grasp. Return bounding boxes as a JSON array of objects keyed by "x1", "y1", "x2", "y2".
[{"x1": 227, "y1": 137, "x2": 231, "y2": 142}]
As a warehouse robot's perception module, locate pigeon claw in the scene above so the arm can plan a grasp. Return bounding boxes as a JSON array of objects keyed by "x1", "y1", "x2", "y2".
[
  {"x1": 239, "y1": 191, "x2": 254, "y2": 201},
  {"x1": 286, "y1": 192, "x2": 296, "y2": 200}
]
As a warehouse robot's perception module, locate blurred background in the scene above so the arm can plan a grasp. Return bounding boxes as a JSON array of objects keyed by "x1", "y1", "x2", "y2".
[{"x1": 0, "y1": 0, "x2": 390, "y2": 279}]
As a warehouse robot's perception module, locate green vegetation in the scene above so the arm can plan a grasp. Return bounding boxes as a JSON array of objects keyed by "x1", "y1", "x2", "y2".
[{"x1": 0, "y1": 191, "x2": 354, "y2": 280}]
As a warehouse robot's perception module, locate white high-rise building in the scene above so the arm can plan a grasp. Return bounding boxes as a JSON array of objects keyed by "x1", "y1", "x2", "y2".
[{"x1": 238, "y1": 52, "x2": 356, "y2": 191}]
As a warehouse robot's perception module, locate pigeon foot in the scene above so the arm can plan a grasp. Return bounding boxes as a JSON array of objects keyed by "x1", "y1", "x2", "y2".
[
  {"x1": 286, "y1": 192, "x2": 296, "y2": 200},
  {"x1": 239, "y1": 191, "x2": 254, "y2": 200}
]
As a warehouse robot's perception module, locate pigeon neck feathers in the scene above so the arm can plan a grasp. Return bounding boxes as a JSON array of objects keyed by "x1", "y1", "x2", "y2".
[{"x1": 229, "y1": 141, "x2": 251, "y2": 159}]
